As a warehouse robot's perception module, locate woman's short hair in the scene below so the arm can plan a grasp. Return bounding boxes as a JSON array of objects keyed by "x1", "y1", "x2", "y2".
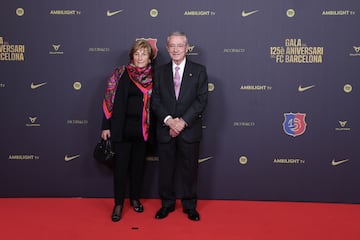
[{"x1": 129, "y1": 39, "x2": 154, "y2": 60}]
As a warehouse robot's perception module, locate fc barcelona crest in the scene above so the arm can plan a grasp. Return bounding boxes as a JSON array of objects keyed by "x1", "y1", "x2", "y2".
[{"x1": 283, "y1": 113, "x2": 307, "y2": 137}]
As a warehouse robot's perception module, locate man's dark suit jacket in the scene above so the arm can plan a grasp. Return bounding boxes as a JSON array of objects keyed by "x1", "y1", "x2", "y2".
[{"x1": 151, "y1": 60, "x2": 208, "y2": 143}]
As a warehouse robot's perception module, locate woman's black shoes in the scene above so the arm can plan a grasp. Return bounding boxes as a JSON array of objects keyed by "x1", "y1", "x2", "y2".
[
  {"x1": 111, "y1": 205, "x2": 123, "y2": 222},
  {"x1": 111, "y1": 200, "x2": 143, "y2": 221},
  {"x1": 130, "y1": 199, "x2": 144, "y2": 213}
]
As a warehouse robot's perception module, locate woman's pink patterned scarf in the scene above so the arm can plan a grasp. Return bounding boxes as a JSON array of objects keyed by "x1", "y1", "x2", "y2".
[{"x1": 103, "y1": 64, "x2": 152, "y2": 140}]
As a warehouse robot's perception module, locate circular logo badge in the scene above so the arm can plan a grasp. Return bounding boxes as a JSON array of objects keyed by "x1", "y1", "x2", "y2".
[
  {"x1": 208, "y1": 83, "x2": 215, "y2": 92},
  {"x1": 16, "y1": 8, "x2": 25, "y2": 17},
  {"x1": 73, "y1": 82, "x2": 82, "y2": 90},
  {"x1": 150, "y1": 9, "x2": 158, "y2": 17},
  {"x1": 287, "y1": 9, "x2": 295, "y2": 18},
  {"x1": 239, "y1": 156, "x2": 248, "y2": 165},
  {"x1": 343, "y1": 84, "x2": 352, "y2": 93}
]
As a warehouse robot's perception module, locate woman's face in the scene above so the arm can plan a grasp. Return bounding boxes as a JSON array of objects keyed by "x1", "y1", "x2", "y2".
[{"x1": 132, "y1": 48, "x2": 150, "y2": 69}]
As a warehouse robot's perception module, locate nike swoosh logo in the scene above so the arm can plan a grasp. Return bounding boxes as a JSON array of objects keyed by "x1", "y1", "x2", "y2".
[
  {"x1": 298, "y1": 85, "x2": 315, "y2": 92},
  {"x1": 64, "y1": 154, "x2": 81, "y2": 161},
  {"x1": 31, "y1": 82, "x2": 47, "y2": 89},
  {"x1": 331, "y1": 159, "x2": 349, "y2": 166},
  {"x1": 242, "y1": 10, "x2": 259, "y2": 17},
  {"x1": 106, "y1": 9, "x2": 124, "y2": 17},
  {"x1": 198, "y1": 157, "x2": 213, "y2": 163},
  {"x1": 146, "y1": 156, "x2": 212, "y2": 163}
]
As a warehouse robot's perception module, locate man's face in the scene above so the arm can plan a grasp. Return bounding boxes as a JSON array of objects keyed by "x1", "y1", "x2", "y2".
[{"x1": 166, "y1": 35, "x2": 188, "y2": 65}]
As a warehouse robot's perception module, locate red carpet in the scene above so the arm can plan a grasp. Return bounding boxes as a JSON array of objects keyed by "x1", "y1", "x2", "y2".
[{"x1": 1, "y1": 198, "x2": 359, "y2": 240}]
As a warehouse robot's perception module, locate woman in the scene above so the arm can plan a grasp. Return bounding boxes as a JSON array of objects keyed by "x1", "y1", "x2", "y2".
[{"x1": 101, "y1": 39, "x2": 154, "y2": 222}]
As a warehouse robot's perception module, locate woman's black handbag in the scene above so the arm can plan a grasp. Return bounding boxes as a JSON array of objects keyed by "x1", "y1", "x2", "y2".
[{"x1": 93, "y1": 138, "x2": 115, "y2": 164}]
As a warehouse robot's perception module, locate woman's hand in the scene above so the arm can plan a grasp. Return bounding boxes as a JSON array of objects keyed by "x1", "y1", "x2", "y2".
[{"x1": 101, "y1": 130, "x2": 111, "y2": 140}]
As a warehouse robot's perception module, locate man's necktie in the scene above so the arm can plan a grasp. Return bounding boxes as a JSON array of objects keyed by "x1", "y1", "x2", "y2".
[{"x1": 174, "y1": 66, "x2": 180, "y2": 99}]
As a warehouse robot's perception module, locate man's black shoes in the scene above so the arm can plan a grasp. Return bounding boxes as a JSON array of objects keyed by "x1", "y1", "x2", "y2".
[
  {"x1": 155, "y1": 207, "x2": 175, "y2": 219},
  {"x1": 183, "y1": 209, "x2": 200, "y2": 221},
  {"x1": 155, "y1": 206, "x2": 200, "y2": 221}
]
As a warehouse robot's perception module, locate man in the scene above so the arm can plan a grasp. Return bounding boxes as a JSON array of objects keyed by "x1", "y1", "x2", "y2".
[{"x1": 151, "y1": 31, "x2": 208, "y2": 221}]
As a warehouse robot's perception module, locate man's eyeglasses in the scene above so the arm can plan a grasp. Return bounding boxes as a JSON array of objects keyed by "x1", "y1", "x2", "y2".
[{"x1": 168, "y1": 44, "x2": 186, "y2": 49}]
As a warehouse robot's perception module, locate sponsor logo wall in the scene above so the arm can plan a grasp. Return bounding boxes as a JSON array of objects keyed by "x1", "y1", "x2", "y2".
[{"x1": 1, "y1": 0, "x2": 359, "y2": 203}]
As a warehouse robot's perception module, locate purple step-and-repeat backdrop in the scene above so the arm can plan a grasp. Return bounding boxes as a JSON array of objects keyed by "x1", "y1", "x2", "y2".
[{"x1": 1, "y1": 0, "x2": 359, "y2": 203}]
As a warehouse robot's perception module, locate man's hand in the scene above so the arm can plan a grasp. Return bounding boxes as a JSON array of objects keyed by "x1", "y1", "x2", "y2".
[
  {"x1": 169, "y1": 128, "x2": 179, "y2": 138},
  {"x1": 166, "y1": 117, "x2": 187, "y2": 137}
]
